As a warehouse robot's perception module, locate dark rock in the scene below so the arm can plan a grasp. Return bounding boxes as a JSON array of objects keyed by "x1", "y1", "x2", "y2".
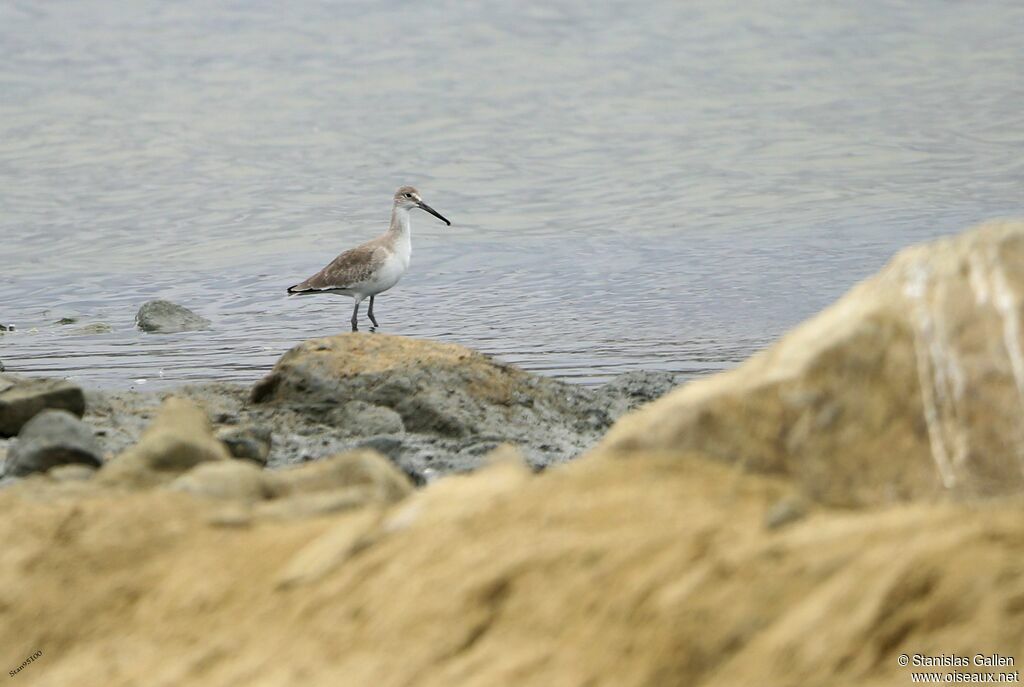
[
  {"x1": 56, "y1": 317, "x2": 78, "y2": 325},
  {"x1": 135, "y1": 300, "x2": 211, "y2": 334},
  {"x1": 3, "y1": 410, "x2": 102, "y2": 477},
  {"x1": 0, "y1": 374, "x2": 86, "y2": 437},
  {"x1": 0, "y1": 360, "x2": 4, "y2": 372},
  {"x1": 217, "y1": 426, "x2": 272, "y2": 465}
]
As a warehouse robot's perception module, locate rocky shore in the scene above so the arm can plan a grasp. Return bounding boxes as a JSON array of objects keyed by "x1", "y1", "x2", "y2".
[
  {"x1": 1, "y1": 220, "x2": 1023, "y2": 686},
  {"x1": 1, "y1": 337, "x2": 675, "y2": 486}
]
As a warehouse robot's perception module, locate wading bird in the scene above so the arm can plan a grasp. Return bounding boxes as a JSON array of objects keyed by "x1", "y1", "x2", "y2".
[{"x1": 287, "y1": 186, "x2": 451, "y2": 331}]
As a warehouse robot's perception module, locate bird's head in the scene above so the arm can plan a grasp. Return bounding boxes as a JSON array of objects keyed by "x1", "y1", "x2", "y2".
[{"x1": 393, "y1": 186, "x2": 451, "y2": 226}]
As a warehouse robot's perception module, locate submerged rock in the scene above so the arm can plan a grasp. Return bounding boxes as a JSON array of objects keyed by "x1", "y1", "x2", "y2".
[
  {"x1": 135, "y1": 300, "x2": 211, "y2": 334},
  {"x1": 600, "y1": 220, "x2": 1024, "y2": 506},
  {"x1": 3, "y1": 410, "x2": 102, "y2": 477},
  {"x1": 0, "y1": 374, "x2": 86, "y2": 437},
  {"x1": 76, "y1": 323, "x2": 113, "y2": 335}
]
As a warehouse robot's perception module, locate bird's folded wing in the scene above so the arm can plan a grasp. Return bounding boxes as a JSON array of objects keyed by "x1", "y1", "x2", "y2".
[{"x1": 289, "y1": 244, "x2": 379, "y2": 292}]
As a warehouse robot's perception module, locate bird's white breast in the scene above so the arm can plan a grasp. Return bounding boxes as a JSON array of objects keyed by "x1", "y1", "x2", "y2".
[
  {"x1": 364, "y1": 235, "x2": 410, "y2": 296},
  {"x1": 393, "y1": 231, "x2": 412, "y2": 271}
]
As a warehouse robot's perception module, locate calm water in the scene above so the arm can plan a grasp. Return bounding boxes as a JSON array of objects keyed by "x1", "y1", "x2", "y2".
[{"x1": 1, "y1": 1, "x2": 1022, "y2": 390}]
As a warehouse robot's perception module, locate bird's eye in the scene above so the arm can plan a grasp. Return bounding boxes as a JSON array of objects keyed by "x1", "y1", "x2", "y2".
[{"x1": 405, "y1": 193, "x2": 412, "y2": 198}]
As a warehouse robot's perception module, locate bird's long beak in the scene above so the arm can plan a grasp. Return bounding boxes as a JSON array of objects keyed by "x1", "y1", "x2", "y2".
[{"x1": 416, "y1": 201, "x2": 451, "y2": 226}]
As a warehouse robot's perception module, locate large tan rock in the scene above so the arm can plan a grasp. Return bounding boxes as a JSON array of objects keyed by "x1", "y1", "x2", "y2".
[{"x1": 600, "y1": 220, "x2": 1024, "y2": 505}]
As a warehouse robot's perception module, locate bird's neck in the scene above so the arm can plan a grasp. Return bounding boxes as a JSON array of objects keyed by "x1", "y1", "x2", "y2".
[{"x1": 388, "y1": 207, "x2": 412, "y2": 236}]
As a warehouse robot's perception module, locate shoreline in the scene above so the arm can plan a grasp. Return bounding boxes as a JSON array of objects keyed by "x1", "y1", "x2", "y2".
[{"x1": 1, "y1": 334, "x2": 679, "y2": 485}]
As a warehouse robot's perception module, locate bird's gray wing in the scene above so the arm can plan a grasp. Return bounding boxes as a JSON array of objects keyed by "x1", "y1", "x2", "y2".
[{"x1": 287, "y1": 243, "x2": 381, "y2": 293}]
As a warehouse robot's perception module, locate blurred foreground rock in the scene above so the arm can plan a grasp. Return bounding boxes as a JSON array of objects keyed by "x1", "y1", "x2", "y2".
[
  {"x1": 0, "y1": 450, "x2": 1020, "y2": 687},
  {"x1": 99, "y1": 397, "x2": 231, "y2": 487},
  {"x1": 601, "y1": 220, "x2": 1024, "y2": 505}
]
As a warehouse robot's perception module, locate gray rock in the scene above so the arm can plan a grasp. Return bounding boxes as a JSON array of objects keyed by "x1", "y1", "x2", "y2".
[
  {"x1": 217, "y1": 426, "x2": 272, "y2": 465},
  {"x1": 326, "y1": 401, "x2": 405, "y2": 436},
  {"x1": 597, "y1": 371, "x2": 679, "y2": 411},
  {"x1": 0, "y1": 374, "x2": 86, "y2": 437},
  {"x1": 4, "y1": 410, "x2": 103, "y2": 477},
  {"x1": 356, "y1": 436, "x2": 405, "y2": 461},
  {"x1": 135, "y1": 300, "x2": 211, "y2": 334}
]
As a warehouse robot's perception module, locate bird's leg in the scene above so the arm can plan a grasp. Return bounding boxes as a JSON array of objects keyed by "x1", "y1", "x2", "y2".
[
  {"x1": 367, "y1": 295, "x2": 379, "y2": 328},
  {"x1": 351, "y1": 300, "x2": 360, "y2": 332}
]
